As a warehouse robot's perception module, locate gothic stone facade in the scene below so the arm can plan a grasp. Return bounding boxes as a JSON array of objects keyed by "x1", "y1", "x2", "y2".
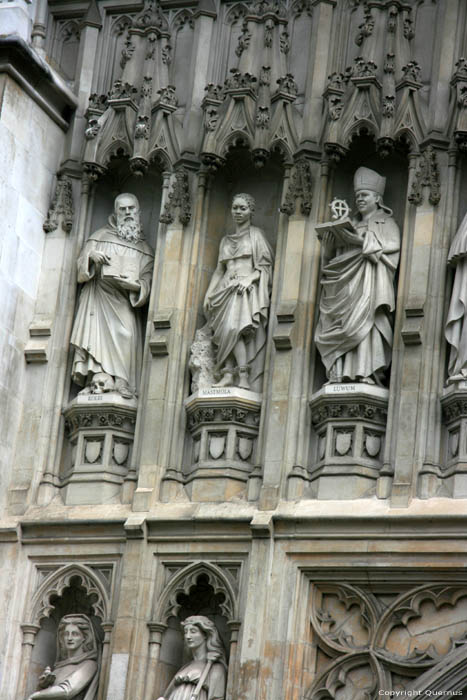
[{"x1": 2, "y1": 0, "x2": 467, "y2": 698}]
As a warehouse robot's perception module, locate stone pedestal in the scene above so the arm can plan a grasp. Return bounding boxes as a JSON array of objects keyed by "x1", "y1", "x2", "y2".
[
  {"x1": 0, "y1": 0, "x2": 32, "y2": 41},
  {"x1": 419, "y1": 383, "x2": 467, "y2": 498},
  {"x1": 62, "y1": 393, "x2": 137, "y2": 505},
  {"x1": 309, "y1": 383, "x2": 389, "y2": 499},
  {"x1": 184, "y1": 387, "x2": 262, "y2": 501}
]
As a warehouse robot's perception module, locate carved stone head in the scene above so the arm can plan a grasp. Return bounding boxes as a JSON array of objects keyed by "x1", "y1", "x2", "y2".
[
  {"x1": 91, "y1": 373, "x2": 115, "y2": 394},
  {"x1": 114, "y1": 193, "x2": 142, "y2": 242},
  {"x1": 231, "y1": 193, "x2": 255, "y2": 226}
]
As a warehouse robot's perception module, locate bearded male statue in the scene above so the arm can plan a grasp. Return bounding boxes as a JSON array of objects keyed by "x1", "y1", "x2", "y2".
[{"x1": 70, "y1": 193, "x2": 154, "y2": 399}]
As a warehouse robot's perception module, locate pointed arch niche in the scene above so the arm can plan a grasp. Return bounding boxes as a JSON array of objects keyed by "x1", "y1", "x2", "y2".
[
  {"x1": 58, "y1": 155, "x2": 165, "y2": 506},
  {"x1": 312, "y1": 133, "x2": 409, "y2": 391},
  {"x1": 180, "y1": 147, "x2": 286, "y2": 502},
  {"x1": 18, "y1": 564, "x2": 113, "y2": 700},
  {"x1": 308, "y1": 133, "x2": 410, "y2": 500},
  {"x1": 146, "y1": 561, "x2": 241, "y2": 700}
]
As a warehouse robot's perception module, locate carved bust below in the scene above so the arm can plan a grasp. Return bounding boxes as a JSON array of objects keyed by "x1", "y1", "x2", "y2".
[
  {"x1": 315, "y1": 167, "x2": 400, "y2": 386},
  {"x1": 202, "y1": 193, "x2": 274, "y2": 392},
  {"x1": 27, "y1": 614, "x2": 100, "y2": 700},
  {"x1": 156, "y1": 615, "x2": 227, "y2": 700},
  {"x1": 70, "y1": 193, "x2": 154, "y2": 399}
]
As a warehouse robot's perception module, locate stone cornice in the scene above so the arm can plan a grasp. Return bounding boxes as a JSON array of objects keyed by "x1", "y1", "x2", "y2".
[{"x1": 0, "y1": 35, "x2": 77, "y2": 131}]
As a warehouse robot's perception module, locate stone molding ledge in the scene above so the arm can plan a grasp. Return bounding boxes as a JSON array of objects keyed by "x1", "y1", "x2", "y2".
[{"x1": 0, "y1": 35, "x2": 77, "y2": 130}]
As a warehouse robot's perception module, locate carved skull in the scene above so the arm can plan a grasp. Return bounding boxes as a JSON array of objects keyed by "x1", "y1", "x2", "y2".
[{"x1": 91, "y1": 373, "x2": 115, "y2": 394}]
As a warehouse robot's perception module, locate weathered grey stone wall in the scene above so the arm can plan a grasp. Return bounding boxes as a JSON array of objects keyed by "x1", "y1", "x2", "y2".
[{"x1": 0, "y1": 72, "x2": 66, "y2": 513}]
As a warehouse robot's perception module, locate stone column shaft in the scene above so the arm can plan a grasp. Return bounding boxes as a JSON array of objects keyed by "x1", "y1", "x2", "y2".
[
  {"x1": 390, "y1": 152, "x2": 447, "y2": 506},
  {"x1": 300, "y1": 1, "x2": 335, "y2": 151}
]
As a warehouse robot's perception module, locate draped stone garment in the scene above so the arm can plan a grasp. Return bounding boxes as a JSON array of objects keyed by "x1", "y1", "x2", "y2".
[
  {"x1": 71, "y1": 226, "x2": 154, "y2": 391},
  {"x1": 315, "y1": 210, "x2": 400, "y2": 380},
  {"x1": 204, "y1": 226, "x2": 273, "y2": 391},
  {"x1": 162, "y1": 660, "x2": 226, "y2": 700},
  {"x1": 445, "y1": 212, "x2": 467, "y2": 378},
  {"x1": 50, "y1": 655, "x2": 98, "y2": 700}
]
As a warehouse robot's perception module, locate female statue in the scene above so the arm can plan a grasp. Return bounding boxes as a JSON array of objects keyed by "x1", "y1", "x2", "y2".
[
  {"x1": 203, "y1": 193, "x2": 274, "y2": 392},
  {"x1": 315, "y1": 167, "x2": 400, "y2": 385},
  {"x1": 156, "y1": 615, "x2": 227, "y2": 700},
  {"x1": 27, "y1": 615, "x2": 99, "y2": 700},
  {"x1": 445, "y1": 212, "x2": 467, "y2": 383}
]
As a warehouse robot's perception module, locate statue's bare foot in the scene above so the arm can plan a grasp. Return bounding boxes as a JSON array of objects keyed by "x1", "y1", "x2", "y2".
[
  {"x1": 213, "y1": 371, "x2": 235, "y2": 387},
  {"x1": 359, "y1": 376, "x2": 375, "y2": 385},
  {"x1": 79, "y1": 385, "x2": 93, "y2": 395},
  {"x1": 115, "y1": 378, "x2": 134, "y2": 399},
  {"x1": 447, "y1": 373, "x2": 466, "y2": 385}
]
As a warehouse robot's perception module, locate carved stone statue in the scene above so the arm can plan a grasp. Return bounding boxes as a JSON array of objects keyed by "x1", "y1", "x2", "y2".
[
  {"x1": 202, "y1": 193, "x2": 274, "y2": 392},
  {"x1": 315, "y1": 167, "x2": 400, "y2": 385},
  {"x1": 27, "y1": 614, "x2": 100, "y2": 700},
  {"x1": 70, "y1": 193, "x2": 154, "y2": 399},
  {"x1": 445, "y1": 212, "x2": 467, "y2": 384},
  {"x1": 156, "y1": 615, "x2": 227, "y2": 700}
]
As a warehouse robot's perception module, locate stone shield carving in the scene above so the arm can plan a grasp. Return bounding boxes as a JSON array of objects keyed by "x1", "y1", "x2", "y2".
[
  {"x1": 85, "y1": 440, "x2": 102, "y2": 464},
  {"x1": 209, "y1": 435, "x2": 226, "y2": 460}
]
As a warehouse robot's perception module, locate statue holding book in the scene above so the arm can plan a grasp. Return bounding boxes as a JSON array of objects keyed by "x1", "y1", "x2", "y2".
[
  {"x1": 315, "y1": 167, "x2": 400, "y2": 386},
  {"x1": 70, "y1": 193, "x2": 154, "y2": 399}
]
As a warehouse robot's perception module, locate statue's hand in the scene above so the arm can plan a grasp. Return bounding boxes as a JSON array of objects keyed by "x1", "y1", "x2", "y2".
[
  {"x1": 37, "y1": 667, "x2": 56, "y2": 688},
  {"x1": 89, "y1": 250, "x2": 111, "y2": 266},
  {"x1": 236, "y1": 276, "x2": 255, "y2": 294}
]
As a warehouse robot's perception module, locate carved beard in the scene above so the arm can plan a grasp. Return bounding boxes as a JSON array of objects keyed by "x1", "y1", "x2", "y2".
[{"x1": 116, "y1": 216, "x2": 142, "y2": 242}]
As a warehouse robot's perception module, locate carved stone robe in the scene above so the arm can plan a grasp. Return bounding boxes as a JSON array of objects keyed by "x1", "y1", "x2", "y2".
[
  {"x1": 161, "y1": 660, "x2": 226, "y2": 700},
  {"x1": 204, "y1": 226, "x2": 273, "y2": 392},
  {"x1": 315, "y1": 208, "x2": 400, "y2": 381},
  {"x1": 50, "y1": 656, "x2": 98, "y2": 700},
  {"x1": 71, "y1": 225, "x2": 154, "y2": 391},
  {"x1": 445, "y1": 212, "x2": 467, "y2": 379}
]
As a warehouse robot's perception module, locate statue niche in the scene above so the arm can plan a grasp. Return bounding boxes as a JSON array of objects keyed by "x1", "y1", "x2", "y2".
[
  {"x1": 71, "y1": 192, "x2": 154, "y2": 400},
  {"x1": 445, "y1": 211, "x2": 467, "y2": 385},
  {"x1": 26, "y1": 614, "x2": 100, "y2": 700},
  {"x1": 309, "y1": 167, "x2": 400, "y2": 500},
  {"x1": 191, "y1": 193, "x2": 274, "y2": 393},
  {"x1": 62, "y1": 193, "x2": 154, "y2": 505},
  {"x1": 184, "y1": 193, "x2": 273, "y2": 501},
  {"x1": 315, "y1": 167, "x2": 400, "y2": 387},
  {"x1": 156, "y1": 616, "x2": 227, "y2": 700},
  {"x1": 437, "y1": 212, "x2": 467, "y2": 497}
]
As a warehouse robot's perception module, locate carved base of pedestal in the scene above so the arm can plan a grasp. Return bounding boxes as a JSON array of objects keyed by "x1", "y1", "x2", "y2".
[
  {"x1": 419, "y1": 383, "x2": 467, "y2": 498},
  {"x1": 309, "y1": 383, "x2": 389, "y2": 499},
  {"x1": 62, "y1": 393, "x2": 137, "y2": 505},
  {"x1": 183, "y1": 387, "x2": 261, "y2": 502}
]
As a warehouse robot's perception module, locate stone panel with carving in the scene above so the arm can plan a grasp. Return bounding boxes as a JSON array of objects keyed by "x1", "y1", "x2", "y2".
[{"x1": 307, "y1": 583, "x2": 467, "y2": 698}]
